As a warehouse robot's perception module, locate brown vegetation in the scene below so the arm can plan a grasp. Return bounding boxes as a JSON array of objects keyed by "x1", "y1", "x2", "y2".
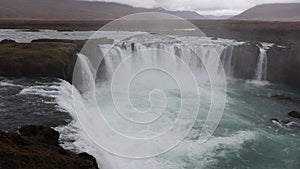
[
  {"x1": 0, "y1": 125, "x2": 98, "y2": 169},
  {"x1": 191, "y1": 20, "x2": 300, "y2": 44},
  {"x1": 0, "y1": 39, "x2": 84, "y2": 82},
  {"x1": 1, "y1": 19, "x2": 300, "y2": 44}
]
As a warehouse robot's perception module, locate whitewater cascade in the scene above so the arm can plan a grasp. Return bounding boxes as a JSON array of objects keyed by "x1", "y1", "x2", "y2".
[
  {"x1": 255, "y1": 45, "x2": 268, "y2": 81},
  {"x1": 59, "y1": 35, "x2": 269, "y2": 169},
  {"x1": 254, "y1": 43, "x2": 272, "y2": 81},
  {"x1": 100, "y1": 35, "x2": 240, "y2": 81},
  {"x1": 61, "y1": 33, "x2": 282, "y2": 169},
  {"x1": 220, "y1": 45, "x2": 235, "y2": 76}
]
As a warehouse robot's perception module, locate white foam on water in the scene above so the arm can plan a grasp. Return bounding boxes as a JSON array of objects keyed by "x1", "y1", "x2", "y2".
[
  {"x1": 19, "y1": 84, "x2": 61, "y2": 97},
  {"x1": 246, "y1": 80, "x2": 270, "y2": 87},
  {"x1": 0, "y1": 81, "x2": 24, "y2": 88},
  {"x1": 55, "y1": 112, "x2": 256, "y2": 169}
]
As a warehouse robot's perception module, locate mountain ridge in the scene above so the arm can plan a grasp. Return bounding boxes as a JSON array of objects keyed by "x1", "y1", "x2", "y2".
[
  {"x1": 0, "y1": 0, "x2": 204, "y2": 20},
  {"x1": 232, "y1": 3, "x2": 300, "y2": 21}
]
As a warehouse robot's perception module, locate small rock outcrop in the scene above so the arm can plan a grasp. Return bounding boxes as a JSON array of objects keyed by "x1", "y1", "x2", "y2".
[
  {"x1": 271, "y1": 94, "x2": 300, "y2": 104},
  {"x1": 0, "y1": 125, "x2": 98, "y2": 169},
  {"x1": 288, "y1": 111, "x2": 300, "y2": 119}
]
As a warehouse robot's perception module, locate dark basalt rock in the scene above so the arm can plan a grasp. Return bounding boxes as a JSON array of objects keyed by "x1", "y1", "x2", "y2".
[
  {"x1": 267, "y1": 44, "x2": 300, "y2": 88},
  {"x1": 271, "y1": 94, "x2": 300, "y2": 104},
  {"x1": 79, "y1": 153, "x2": 98, "y2": 169},
  {"x1": 288, "y1": 111, "x2": 300, "y2": 119},
  {"x1": 271, "y1": 94, "x2": 293, "y2": 101},
  {"x1": 271, "y1": 118, "x2": 300, "y2": 130},
  {"x1": 0, "y1": 125, "x2": 99, "y2": 169},
  {"x1": 0, "y1": 39, "x2": 16, "y2": 44},
  {"x1": 19, "y1": 125, "x2": 60, "y2": 146},
  {"x1": 231, "y1": 42, "x2": 260, "y2": 79}
]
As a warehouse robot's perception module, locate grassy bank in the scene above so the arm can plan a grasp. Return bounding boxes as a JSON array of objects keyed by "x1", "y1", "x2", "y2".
[{"x1": 0, "y1": 39, "x2": 84, "y2": 82}]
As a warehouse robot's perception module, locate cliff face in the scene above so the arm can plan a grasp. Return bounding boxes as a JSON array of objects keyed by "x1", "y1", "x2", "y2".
[
  {"x1": 230, "y1": 42, "x2": 259, "y2": 79},
  {"x1": 225, "y1": 42, "x2": 300, "y2": 88},
  {"x1": 267, "y1": 45, "x2": 300, "y2": 88},
  {"x1": 0, "y1": 39, "x2": 83, "y2": 83},
  {"x1": 0, "y1": 39, "x2": 300, "y2": 89}
]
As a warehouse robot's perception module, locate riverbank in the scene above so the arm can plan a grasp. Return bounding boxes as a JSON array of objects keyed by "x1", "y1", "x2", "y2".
[
  {"x1": 1, "y1": 19, "x2": 300, "y2": 44},
  {"x1": 0, "y1": 39, "x2": 83, "y2": 83},
  {"x1": 0, "y1": 125, "x2": 98, "y2": 169}
]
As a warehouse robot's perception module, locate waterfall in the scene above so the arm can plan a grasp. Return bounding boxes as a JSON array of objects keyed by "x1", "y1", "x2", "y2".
[
  {"x1": 72, "y1": 53, "x2": 96, "y2": 98},
  {"x1": 101, "y1": 39, "x2": 228, "y2": 80},
  {"x1": 254, "y1": 43, "x2": 271, "y2": 81},
  {"x1": 221, "y1": 45, "x2": 235, "y2": 76},
  {"x1": 68, "y1": 34, "x2": 245, "y2": 168}
]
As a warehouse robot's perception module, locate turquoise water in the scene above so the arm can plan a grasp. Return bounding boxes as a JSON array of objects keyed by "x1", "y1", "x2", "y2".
[
  {"x1": 198, "y1": 80, "x2": 300, "y2": 169},
  {"x1": 3, "y1": 75, "x2": 298, "y2": 169},
  {"x1": 54, "y1": 78, "x2": 300, "y2": 169}
]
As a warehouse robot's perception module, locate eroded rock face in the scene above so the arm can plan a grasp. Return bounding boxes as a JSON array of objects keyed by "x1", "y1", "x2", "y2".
[
  {"x1": 0, "y1": 40, "x2": 84, "y2": 83},
  {"x1": 267, "y1": 45, "x2": 300, "y2": 88},
  {"x1": 231, "y1": 42, "x2": 259, "y2": 79},
  {"x1": 19, "y1": 125, "x2": 60, "y2": 145},
  {"x1": 0, "y1": 125, "x2": 99, "y2": 169},
  {"x1": 225, "y1": 42, "x2": 300, "y2": 89}
]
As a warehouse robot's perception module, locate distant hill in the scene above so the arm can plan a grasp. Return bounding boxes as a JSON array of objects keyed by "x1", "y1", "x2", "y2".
[
  {"x1": 203, "y1": 15, "x2": 233, "y2": 20},
  {"x1": 232, "y1": 3, "x2": 300, "y2": 21},
  {"x1": 0, "y1": 0, "x2": 204, "y2": 20}
]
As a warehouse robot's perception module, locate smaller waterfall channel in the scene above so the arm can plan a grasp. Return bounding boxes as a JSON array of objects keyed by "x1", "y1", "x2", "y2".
[{"x1": 254, "y1": 43, "x2": 273, "y2": 81}]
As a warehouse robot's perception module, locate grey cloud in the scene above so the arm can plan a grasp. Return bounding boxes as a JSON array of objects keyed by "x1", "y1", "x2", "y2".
[{"x1": 86, "y1": 0, "x2": 300, "y2": 15}]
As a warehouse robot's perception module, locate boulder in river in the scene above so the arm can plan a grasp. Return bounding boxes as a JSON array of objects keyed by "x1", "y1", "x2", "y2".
[{"x1": 288, "y1": 111, "x2": 300, "y2": 119}]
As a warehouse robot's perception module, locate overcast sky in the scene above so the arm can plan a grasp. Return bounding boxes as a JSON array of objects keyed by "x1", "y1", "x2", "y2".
[{"x1": 87, "y1": 0, "x2": 300, "y2": 15}]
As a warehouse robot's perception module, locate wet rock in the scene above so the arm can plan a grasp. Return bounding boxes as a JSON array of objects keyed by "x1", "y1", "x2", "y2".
[
  {"x1": 267, "y1": 44, "x2": 300, "y2": 88},
  {"x1": 271, "y1": 118, "x2": 300, "y2": 130},
  {"x1": 79, "y1": 153, "x2": 98, "y2": 169},
  {"x1": 271, "y1": 94, "x2": 300, "y2": 104},
  {"x1": 0, "y1": 39, "x2": 16, "y2": 44},
  {"x1": 271, "y1": 95, "x2": 293, "y2": 101},
  {"x1": 288, "y1": 111, "x2": 300, "y2": 119},
  {"x1": 0, "y1": 125, "x2": 99, "y2": 169},
  {"x1": 19, "y1": 125, "x2": 59, "y2": 145},
  {"x1": 271, "y1": 118, "x2": 280, "y2": 123},
  {"x1": 231, "y1": 42, "x2": 260, "y2": 79}
]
